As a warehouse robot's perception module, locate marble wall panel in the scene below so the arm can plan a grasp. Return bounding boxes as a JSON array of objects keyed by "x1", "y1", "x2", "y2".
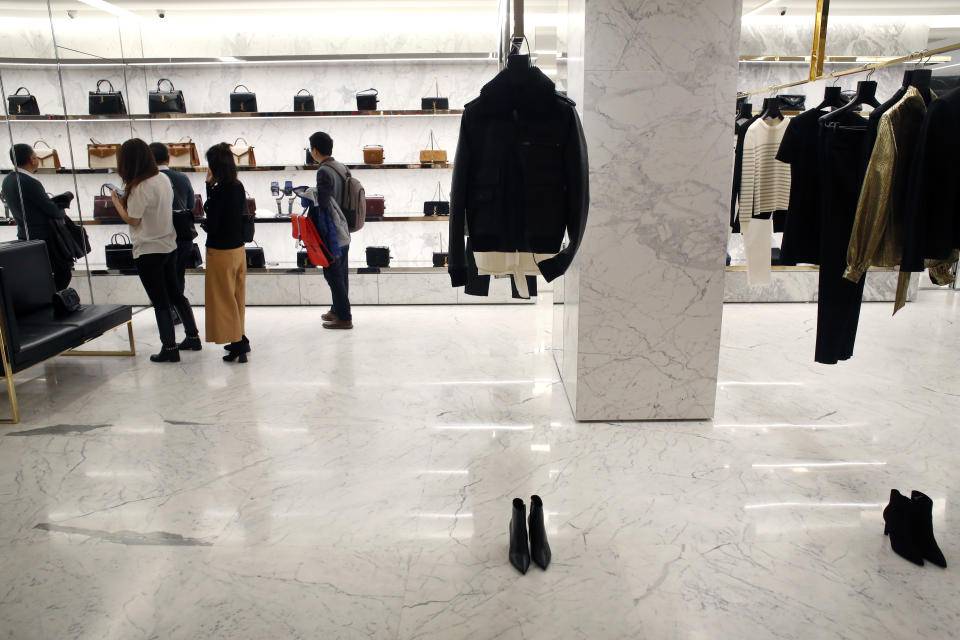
[
  {"x1": 722, "y1": 269, "x2": 919, "y2": 303},
  {"x1": 740, "y1": 19, "x2": 929, "y2": 58},
  {"x1": 377, "y1": 273, "x2": 458, "y2": 305},
  {"x1": 561, "y1": 0, "x2": 741, "y2": 421}
]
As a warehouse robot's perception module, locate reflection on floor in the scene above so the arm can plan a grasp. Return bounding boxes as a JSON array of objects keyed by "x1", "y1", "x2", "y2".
[{"x1": 0, "y1": 293, "x2": 958, "y2": 639}]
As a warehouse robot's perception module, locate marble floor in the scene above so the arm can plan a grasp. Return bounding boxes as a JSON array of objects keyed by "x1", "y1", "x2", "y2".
[{"x1": 0, "y1": 292, "x2": 958, "y2": 639}]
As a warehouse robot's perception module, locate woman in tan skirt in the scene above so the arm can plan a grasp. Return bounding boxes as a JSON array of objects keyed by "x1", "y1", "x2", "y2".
[{"x1": 202, "y1": 143, "x2": 249, "y2": 363}]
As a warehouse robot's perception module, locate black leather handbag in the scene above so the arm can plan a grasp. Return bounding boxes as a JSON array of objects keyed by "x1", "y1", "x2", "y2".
[
  {"x1": 89, "y1": 79, "x2": 127, "y2": 115},
  {"x1": 423, "y1": 182, "x2": 450, "y2": 217},
  {"x1": 432, "y1": 252, "x2": 449, "y2": 267},
  {"x1": 246, "y1": 242, "x2": 265, "y2": 268},
  {"x1": 230, "y1": 84, "x2": 257, "y2": 113},
  {"x1": 305, "y1": 149, "x2": 317, "y2": 165},
  {"x1": 53, "y1": 288, "x2": 82, "y2": 317},
  {"x1": 778, "y1": 94, "x2": 806, "y2": 111},
  {"x1": 8, "y1": 87, "x2": 39, "y2": 115},
  {"x1": 105, "y1": 233, "x2": 135, "y2": 270},
  {"x1": 356, "y1": 88, "x2": 379, "y2": 111},
  {"x1": 421, "y1": 79, "x2": 449, "y2": 111},
  {"x1": 297, "y1": 250, "x2": 313, "y2": 269},
  {"x1": 365, "y1": 246, "x2": 391, "y2": 268},
  {"x1": 294, "y1": 89, "x2": 315, "y2": 112},
  {"x1": 149, "y1": 78, "x2": 186, "y2": 114}
]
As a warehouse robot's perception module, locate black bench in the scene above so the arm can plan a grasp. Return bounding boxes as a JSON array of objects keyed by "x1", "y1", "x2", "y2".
[{"x1": 0, "y1": 240, "x2": 134, "y2": 423}]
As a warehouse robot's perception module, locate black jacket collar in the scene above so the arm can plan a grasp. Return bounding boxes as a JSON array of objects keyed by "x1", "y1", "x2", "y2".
[{"x1": 471, "y1": 65, "x2": 558, "y2": 116}]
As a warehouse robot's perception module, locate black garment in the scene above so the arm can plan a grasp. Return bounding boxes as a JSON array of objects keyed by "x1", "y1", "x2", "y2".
[
  {"x1": 815, "y1": 119, "x2": 869, "y2": 365},
  {"x1": 325, "y1": 244, "x2": 350, "y2": 317},
  {"x1": 323, "y1": 247, "x2": 351, "y2": 321},
  {"x1": 776, "y1": 108, "x2": 828, "y2": 265},
  {"x1": 731, "y1": 114, "x2": 760, "y2": 232},
  {"x1": 174, "y1": 243, "x2": 193, "y2": 296},
  {"x1": 135, "y1": 250, "x2": 198, "y2": 348},
  {"x1": 449, "y1": 64, "x2": 589, "y2": 284},
  {"x1": 1, "y1": 170, "x2": 64, "y2": 241},
  {"x1": 203, "y1": 181, "x2": 245, "y2": 250},
  {"x1": 902, "y1": 87, "x2": 960, "y2": 271},
  {"x1": 160, "y1": 168, "x2": 195, "y2": 213},
  {"x1": 53, "y1": 263, "x2": 72, "y2": 291}
]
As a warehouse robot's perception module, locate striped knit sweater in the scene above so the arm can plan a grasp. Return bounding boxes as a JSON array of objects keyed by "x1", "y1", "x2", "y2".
[{"x1": 739, "y1": 117, "x2": 791, "y2": 219}]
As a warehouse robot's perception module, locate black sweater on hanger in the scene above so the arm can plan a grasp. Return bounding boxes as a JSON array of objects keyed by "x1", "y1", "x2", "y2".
[
  {"x1": 731, "y1": 114, "x2": 760, "y2": 232},
  {"x1": 449, "y1": 65, "x2": 589, "y2": 284}
]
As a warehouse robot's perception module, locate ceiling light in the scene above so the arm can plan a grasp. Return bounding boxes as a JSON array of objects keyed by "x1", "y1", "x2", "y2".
[{"x1": 77, "y1": 0, "x2": 139, "y2": 20}]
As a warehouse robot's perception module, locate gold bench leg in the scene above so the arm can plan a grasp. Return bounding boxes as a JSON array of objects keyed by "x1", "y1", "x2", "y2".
[
  {"x1": 64, "y1": 321, "x2": 136, "y2": 357},
  {"x1": 1, "y1": 362, "x2": 19, "y2": 425}
]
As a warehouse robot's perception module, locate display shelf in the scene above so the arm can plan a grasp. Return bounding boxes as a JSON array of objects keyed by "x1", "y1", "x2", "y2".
[
  {"x1": 0, "y1": 110, "x2": 463, "y2": 122},
  {"x1": 0, "y1": 163, "x2": 452, "y2": 175},
  {"x1": 0, "y1": 52, "x2": 496, "y2": 68},
  {"x1": 0, "y1": 216, "x2": 450, "y2": 227}
]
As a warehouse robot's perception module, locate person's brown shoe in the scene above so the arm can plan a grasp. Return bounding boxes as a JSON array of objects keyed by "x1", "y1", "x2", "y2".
[
  {"x1": 321, "y1": 311, "x2": 338, "y2": 322},
  {"x1": 322, "y1": 319, "x2": 353, "y2": 330}
]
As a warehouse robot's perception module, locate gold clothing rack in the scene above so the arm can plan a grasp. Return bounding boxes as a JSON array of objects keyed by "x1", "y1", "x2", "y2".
[{"x1": 739, "y1": 42, "x2": 960, "y2": 98}]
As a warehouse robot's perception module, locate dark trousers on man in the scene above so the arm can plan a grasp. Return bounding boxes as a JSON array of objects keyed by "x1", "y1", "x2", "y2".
[
  {"x1": 323, "y1": 244, "x2": 351, "y2": 321},
  {"x1": 135, "y1": 250, "x2": 198, "y2": 348}
]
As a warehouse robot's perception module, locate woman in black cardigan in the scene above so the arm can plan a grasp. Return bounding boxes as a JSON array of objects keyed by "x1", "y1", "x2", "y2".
[{"x1": 202, "y1": 143, "x2": 249, "y2": 362}]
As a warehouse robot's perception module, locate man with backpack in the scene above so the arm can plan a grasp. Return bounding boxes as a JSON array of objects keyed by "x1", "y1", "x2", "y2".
[{"x1": 308, "y1": 131, "x2": 365, "y2": 330}]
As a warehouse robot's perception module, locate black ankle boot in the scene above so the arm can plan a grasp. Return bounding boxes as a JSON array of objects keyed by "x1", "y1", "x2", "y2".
[
  {"x1": 509, "y1": 498, "x2": 531, "y2": 574},
  {"x1": 883, "y1": 489, "x2": 924, "y2": 566},
  {"x1": 528, "y1": 495, "x2": 551, "y2": 570},
  {"x1": 150, "y1": 346, "x2": 180, "y2": 363},
  {"x1": 911, "y1": 491, "x2": 947, "y2": 568},
  {"x1": 178, "y1": 335, "x2": 202, "y2": 351},
  {"x1": 224, "y1": 335, "x2": 250, "y2": 352}
]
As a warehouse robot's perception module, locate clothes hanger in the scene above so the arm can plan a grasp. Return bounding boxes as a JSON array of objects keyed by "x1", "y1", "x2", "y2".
[
  {"x1": 910, "y1": 53, "x2": 933, "y2": 103},
  {"x1": 816, "y1": 85, "x2": 847, "y2": 110},
  {"x1": 758, "y1": 95, "x2": 783, "y2": 120},
  {"x1": 737, "y1": 100, "x2": 753, "y2": 120},
  {"x1": 820, "y1": 71, "x2": 880, "y2": 124},
  {"x1": 506, "y1": 36, "x2": 532, "y2": 70}
]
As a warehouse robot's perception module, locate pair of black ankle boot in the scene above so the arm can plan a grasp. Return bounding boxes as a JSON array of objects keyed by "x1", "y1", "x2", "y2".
[
  {"x1": 509, "y1": 495, "x2": 551, "y2": 574},
  {"x1": 883, "y1": 489, "x2": 946, "y2": 568}
]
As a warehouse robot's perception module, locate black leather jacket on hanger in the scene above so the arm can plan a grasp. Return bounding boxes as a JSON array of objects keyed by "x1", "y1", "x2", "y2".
[{"x1": 449, "y1": 64, "x2": 589, "y2": 284}]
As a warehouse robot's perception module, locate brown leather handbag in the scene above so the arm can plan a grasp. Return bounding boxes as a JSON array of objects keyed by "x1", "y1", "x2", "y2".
[
  {"x1": 167, "y1": 137, "x2": 200, "y2": 167},
  {"x1": 33, "y1": 140, "x2": 61, "y2": 169},
  {"x1": 363, "y1": 145, "x2": 384, "y2": 165},
  {"x1": 87, "y1": 138, "x2": 121, "y2": 169},
  {"x1": 419, "y1": 130, "x2": 447, "y2": 164}
]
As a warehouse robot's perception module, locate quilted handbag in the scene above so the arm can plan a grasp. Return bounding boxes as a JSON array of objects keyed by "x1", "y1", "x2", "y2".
[
  {"x1": 105, "y1": 233, "x2": 135, "y2": 270},
  {"x1": 245, "y1": 241, "x2": 266, "y2": 268},
  {"x1": 421, "y1": 79, "x2": 449, "y2": 111},
  {"x1": 419, "y1": 130, "x2": 447, "y2": 164},
  {"x1": 88, "y1": 79, "x2": 126, "y2": 115},
  {"x1": 8, "y1": 87, "x2": 39, "y2": 115},
  {"x1": 93, "y1": 184, "x2": 121, "y2": 219},
  {"x1": 294, "y1": 89, "x2": 315, "y2": 112},
  {"x1": 149, "y1": 78, "x2": 186, "y2": 114},
  {"x1": 291, "y1": 214, "x2": 333, "y2": 267},
  {"x1": 423, "y1": 182, "x2": 450, "y2": 217},
  {"x1": 87, "y1": 138, "x2": 121, "y2": 169},
  {"x1": 230, "y1": 84, "x2": 257, "y2": 113},
  {"x1": 33, "y1": 140, "x2": 61, "y2": 169},
  {"x1": 778, "y1": 94, "x2": 806, "y2": 111},
  {"x1": 230, "y1": 137, "x2": 256, "y2": 167},
  {"x1": 356, "y1": 88, "x2": 379, "y2": 111},
  {"x1": 167, "y1": 137, "x2": 200, "y2": 167},
  {"x1": 363, "y1": 145, "x2": 384, "y2": 165},
  {"x1": 53, "y1": 287, "x2": 82, "y2": 317}
]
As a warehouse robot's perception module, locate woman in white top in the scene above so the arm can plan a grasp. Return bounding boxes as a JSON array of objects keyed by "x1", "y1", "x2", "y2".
[{"x1": 110, "y1": 138, "x2": 200, "y2": 362}]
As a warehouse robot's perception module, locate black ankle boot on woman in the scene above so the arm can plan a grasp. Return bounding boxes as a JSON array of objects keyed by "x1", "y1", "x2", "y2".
[
  {"x1": 150, "y1": 346, "x2": 180, "y2": 363},
  {"x1": 223, "y1": 335, "x2": 250, "y2": 352},
  {"x1": 222, "y1": 338, "x2": 249, "y2": 363}
]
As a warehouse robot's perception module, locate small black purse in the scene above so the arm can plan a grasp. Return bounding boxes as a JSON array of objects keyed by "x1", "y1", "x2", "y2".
[
  {"x1": 8, "y1": 87, "x2": 39, "y2": 115},
  {"x1": 149, "y1": 78, "x2": 186, "y2": 114},
  {"x1": 246, "y1": 241, "x2": 266, "y2": 268},
  {"x1": 778, "y1": 94, "x2": 806, "y2": 111},
  {"x1": 89, "y1": 79, "x2": 127, "y2": 115},
  {"x1": 356, "y1": 88, "x2": 379, "y2": 111},
  {"x1": 230, "y1": 84, "x2": 257, "y2": 113},
  {"x1": 294, "y1": 89, "x2": 315, "y2": 112},
  {"x1": 421, "y1": 78, "x2": 449, "y2": 111},
  {"x1": 423, "y1": 182, "x2": 450, "y2": 217},
  {"x1": 53, "y1": 288, "x2": 81, "y2": 317},
  {"x1": 105, "y1": 232, "x2": 135, "y2": 270}
]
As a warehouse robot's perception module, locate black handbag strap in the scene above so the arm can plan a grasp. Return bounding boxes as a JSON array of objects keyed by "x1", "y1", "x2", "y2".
[
  {"x1": 296, "y1": 89, "x2": 312, "y2": 96},
  {"x1": 157, "y1": 78, "x2": 175, "y2": 92},
  {"x1": 95, "y1": 79, "x2": 115, "y2": 93},
  {"x1": 13, "y1": 87, "x2": 31, "y2": 96},
  {"x1": 234, "y1": 84, "x2": 251, "y2": 92},
  {"x1": 357, "y1": 88, "x2": 378, "y2": 97},
  {"x1": 100, "y1": 183, "x2": 112, "y2": 196}
]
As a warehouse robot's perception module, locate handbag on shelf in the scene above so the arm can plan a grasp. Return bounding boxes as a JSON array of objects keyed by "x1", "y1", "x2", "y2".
[
  {"x1": 423, "y1": 182, "x2": 450, "y2": 217},
  {"x1": 230, "y1": 84, "x2": 257, "y2": 113},
  {"x1": 245, "y1": 241, "x2": 265, "y2": 269},
  {"x1": 242, "y1": 194, "x2": 256, "y2": 242},
  {"x1": 8, "y1": 87, "x2": 39, "y2": 115},
  {"x1": 305, "y1": 148, "x2": 318, "y2": 165},
  {"x1": 421, "y1": 78, "x2": 449, "y2": 111},
  {"x1": 291, "y1": 214, "x2": 333, "y2": 267},
  {"x1": 52, "y1": 288, "x2": 82, "y2": 317},
  {"x1": 230, "y1": 137, "x2": 256, "y2": 167},
  {"x1": 244, "y1": 194, "x2": 257, "y2": 217},
  {"x1": 365, "y1": 195, "x2": 385, "y2": 219},
  {"x1": 87, "y1": 138, "x2": 121, "y2": 169},
  {"x1": 433, "y1": 252, "x2": 449, "y2": 267},
  {"x1": 88, "y1": 79, "x2": 126, "y2": 115},
  {"x1": 149, "y1": 78, "x2": 186, "y2": 114},
  {"x1": 93, "y1": 184, "x2": 121, "y2": 219},
  {"x1": 191, "y1": 194, "x2": 204, "y2": 220},
  {"x1": 778, "y1": 94, "x2": 806, "y2": 111},
  {"x1": 365, "y1": 246, "x2": 391, "y2": 268},
  {"x1": 33, "y1": 140, "x2": 61, "y2": 169},
  {"x1": 356, "y1": 88, "x2": 379, "y2": 111},
  {"x1": 105, "y1": 233, "x2": 135, "y2": 270},
  {"x1": 419, "y1": 130, "x2": 447, "y2": 165},
  {"x1": 294, "y1": 89, "x2": 315, "y2": 112},
  {"x1": 363, "y1": 145, "x2": 384, "y2": 165},
  {"x1": 167, "y1": 136, "x2": 200, "y2": 167}
]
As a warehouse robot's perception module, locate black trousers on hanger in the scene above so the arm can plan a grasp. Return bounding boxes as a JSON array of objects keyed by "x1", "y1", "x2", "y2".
[{"x1": 815, "y1": 123, "x2": 868, "y2": 365}]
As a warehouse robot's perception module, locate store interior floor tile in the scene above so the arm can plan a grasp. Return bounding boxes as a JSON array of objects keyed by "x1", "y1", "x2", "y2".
[{"x1": 0, "y1": 293, "x2": 958, "y2": 640}]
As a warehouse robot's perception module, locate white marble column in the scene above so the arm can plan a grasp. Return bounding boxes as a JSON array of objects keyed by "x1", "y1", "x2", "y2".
[{"x1": 557, "y1": 0, "x2": 741, "y2": 420}]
